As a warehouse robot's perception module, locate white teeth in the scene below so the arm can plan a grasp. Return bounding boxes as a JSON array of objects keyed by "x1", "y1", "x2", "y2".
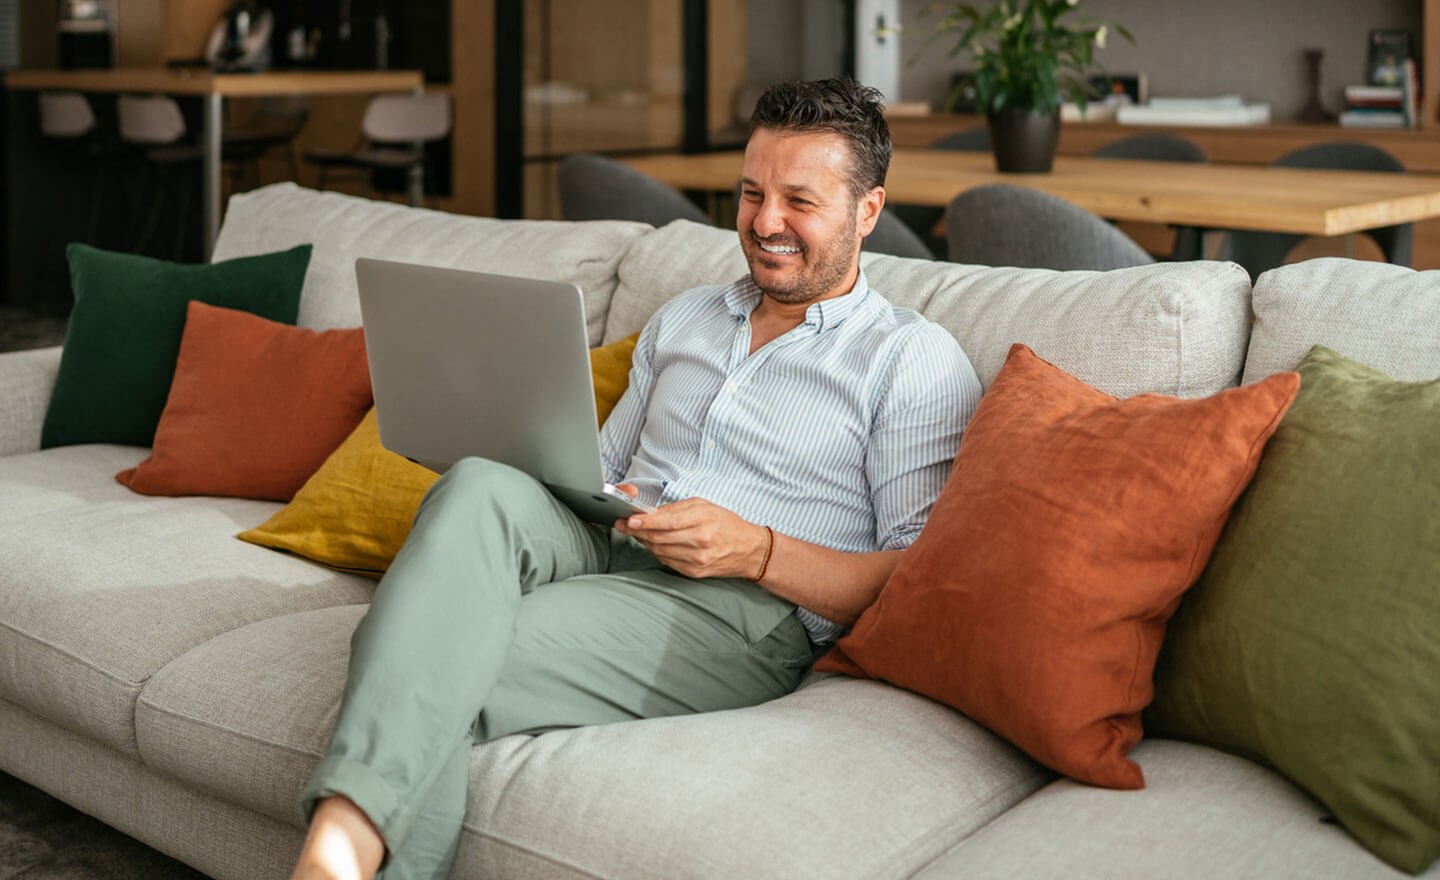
[{"x1": 761, "y1": 243, "x2": 801, "y2": 255}]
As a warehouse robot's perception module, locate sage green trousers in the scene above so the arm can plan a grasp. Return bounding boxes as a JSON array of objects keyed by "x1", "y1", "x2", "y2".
[{"x1": 300, "y1": 457, "x2": 814, "y2": 879}]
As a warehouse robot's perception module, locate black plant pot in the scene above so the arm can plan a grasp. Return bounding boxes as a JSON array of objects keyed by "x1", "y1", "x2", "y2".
[{"x1": 986, "y1": 106, "x2": 1061, "y2": 173}]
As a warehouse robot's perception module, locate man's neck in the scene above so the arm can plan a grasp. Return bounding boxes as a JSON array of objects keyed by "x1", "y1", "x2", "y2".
[{"x1": 748, "y1": 265, "x2": 860, "y2": 354}]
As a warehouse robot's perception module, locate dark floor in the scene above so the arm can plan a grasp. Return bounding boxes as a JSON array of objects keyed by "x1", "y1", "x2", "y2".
[{"x1": 0, "y1": 304, "x2": 70, "y2": 352}]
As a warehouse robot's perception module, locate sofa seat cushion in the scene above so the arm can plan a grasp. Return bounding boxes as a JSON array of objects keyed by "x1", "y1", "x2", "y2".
[
  {"x1": 138, "y1": 601, "x2": 1051, "y2": 878},
  {"x1": 606, "y1": 220, "x2": 1252, "y2": 399},
  {"x1": 0, "y1": 445, "x2": 374, "y2": 758},
  {"x1": 212, "y1": 183, "x2": 651, "y2": 345},
  {"x1": 911, "y1": 739, "x2": 1438, "y2": 880}
]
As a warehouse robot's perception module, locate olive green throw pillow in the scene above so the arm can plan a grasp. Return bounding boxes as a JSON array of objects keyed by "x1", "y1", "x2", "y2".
[
  {"x1": 41, "y1": 243, "x2": 313, "y2": 449},
  {"x1": 1147, "y1": 346, "x2": 1440, "y2": 875}
]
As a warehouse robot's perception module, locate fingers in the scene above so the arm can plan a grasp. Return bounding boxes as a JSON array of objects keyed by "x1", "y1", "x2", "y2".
[{"x1": 613, "y1": 499, "x2": 753, "y2": 579}]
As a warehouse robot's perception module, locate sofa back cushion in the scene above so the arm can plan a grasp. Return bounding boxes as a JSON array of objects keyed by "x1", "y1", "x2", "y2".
[
  {"x1": 1243, "y1": 257, "x2": 1440, "y2": 383},
  {"x1": 609, "y1": 220, "x2": 1252, "y2": 398},
  {"x1": 212, "y1": 183, "x2": 651, "y2": 345}
]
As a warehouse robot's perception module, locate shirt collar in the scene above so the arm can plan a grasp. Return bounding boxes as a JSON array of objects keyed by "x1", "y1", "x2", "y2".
[{"x1": 725, "y1": 270, "x2": 874, "y2": 333}]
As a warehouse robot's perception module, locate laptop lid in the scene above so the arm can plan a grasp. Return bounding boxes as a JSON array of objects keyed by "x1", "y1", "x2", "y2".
[{"x1": 355, "y1": 257, "x2": 641, "y2": 524}]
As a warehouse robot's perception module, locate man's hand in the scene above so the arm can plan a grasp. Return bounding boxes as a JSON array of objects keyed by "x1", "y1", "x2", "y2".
[
  {"x1": 609, "y1": 485, "x2": 903, "y2": 625},
  {"x1": 613, "y1": 495, "x2": 769, "y2": 581}
]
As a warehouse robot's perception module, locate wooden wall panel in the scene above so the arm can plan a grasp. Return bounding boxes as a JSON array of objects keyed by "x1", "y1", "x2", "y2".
[
  {"x1": 448, "y1": 0, "x2": 495, "y2": 216},
  {"x1": 709, "y1": 0, "x2": 748, "y2": 136}
]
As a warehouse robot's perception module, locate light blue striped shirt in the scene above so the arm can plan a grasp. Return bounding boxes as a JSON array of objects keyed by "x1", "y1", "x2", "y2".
[{"x1": 599, "y1": 271, "x2": 982, "y2": 643}]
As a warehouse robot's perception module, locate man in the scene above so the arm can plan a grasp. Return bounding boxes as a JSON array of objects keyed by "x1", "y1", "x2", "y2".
[{"x1": 292, "y1": 77, "x2": 982, "y2": 880}]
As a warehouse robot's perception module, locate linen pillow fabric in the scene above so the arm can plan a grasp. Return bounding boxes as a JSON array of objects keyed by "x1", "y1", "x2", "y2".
[
  {"x1": 42, "y1": 243, "x2": 312, "y2": 449},
  {"x1": 817, "y1": 344, "x2": 1299, "y2": 790},
  {"x1": 1147, "y1": 346, "x2": 1440, "y2": 875},
  {"x1": 237, "y1": 332, "x2": 642, "y2": 575},
  {"x1": 117, "y1": 301, "x2": 372, "y2": 501},
  {"x1": 236, "y1": 408, "x2": 439, "y2": 576}
]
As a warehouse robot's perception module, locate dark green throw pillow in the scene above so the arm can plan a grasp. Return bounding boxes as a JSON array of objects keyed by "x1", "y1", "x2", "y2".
[
  {"x1": 41, "y1": 243, "x2": 313, "y2": 449},
  {"x1": 1147, "y1": 346, "x2": 1440, "y2": 875}
]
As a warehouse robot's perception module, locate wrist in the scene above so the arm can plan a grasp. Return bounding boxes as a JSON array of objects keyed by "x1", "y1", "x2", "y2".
[{"x1": 750, "y1": 525, "x2": 775, "y2": 583}]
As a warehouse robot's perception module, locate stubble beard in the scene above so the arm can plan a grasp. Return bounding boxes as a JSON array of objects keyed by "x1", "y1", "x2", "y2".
[{"x1": 744, "y1": 210, "x2": 859, "y2": 306}]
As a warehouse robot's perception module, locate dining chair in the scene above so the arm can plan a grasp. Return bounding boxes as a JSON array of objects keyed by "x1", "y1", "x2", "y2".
[
  {"x1": 1221, "y1": 142, "x2": 1412, "y2": 279},
  {"x1": 1091, "y1": 132, "x2": 1208, "y2": 261},
  {"x1": 557, "y1": 153, "x2": 713, "y2": 227},
  {"x1": 37, "y1": 91, "x2": 120, "y2": 247},
  {"x1": 929, "y1": 127, "x2": 992, "y2": 152},
  {"x1": 117, "y1": 94, "x2": 204, "y2": 259},
  {"x1": 864, "y1": 208, "x2": 934, "y2": 259},
  {"x1": 946, "y1": 184, "x2": 1155, "y2": 270},
  {"x1": 303, "y1": 92, "x2": 452, "y2": 206},
  {"x1": 893, "y1": 127, "x2": 994, "y2": 258}
]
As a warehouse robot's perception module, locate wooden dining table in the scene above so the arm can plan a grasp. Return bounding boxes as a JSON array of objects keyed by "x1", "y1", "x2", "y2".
[
  {"x1": 621, "y1": 148, "x2": 1440, "y2": 238},
  {"x1": 5, "y1": 68, "x2": 425, "y2": 257}
]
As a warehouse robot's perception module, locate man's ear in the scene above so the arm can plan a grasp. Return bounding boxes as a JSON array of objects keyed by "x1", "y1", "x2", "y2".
[{"x1": 856, "y1": 186, "x2": 885, "y2": 238}]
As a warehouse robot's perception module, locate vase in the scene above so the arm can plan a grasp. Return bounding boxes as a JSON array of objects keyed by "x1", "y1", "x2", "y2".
[{"x1": 986, "y1": 106, "x2": 1061, "y2": 174}]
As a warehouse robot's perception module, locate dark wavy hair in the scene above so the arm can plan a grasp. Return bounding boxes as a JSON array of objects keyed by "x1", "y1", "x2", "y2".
[{"x1": 749, "y1": 77, "x2": 891, "y2": 199}]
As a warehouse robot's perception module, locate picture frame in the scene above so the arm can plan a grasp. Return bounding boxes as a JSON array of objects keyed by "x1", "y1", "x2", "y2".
[{"x1": 1367, "y1": 29, "x2": 1412, "y2": 87}]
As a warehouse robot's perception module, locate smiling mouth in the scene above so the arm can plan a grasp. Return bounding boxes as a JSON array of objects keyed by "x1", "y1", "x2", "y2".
[{"x1": 755, "y1": 239, "x2": 803, "y2": 256}]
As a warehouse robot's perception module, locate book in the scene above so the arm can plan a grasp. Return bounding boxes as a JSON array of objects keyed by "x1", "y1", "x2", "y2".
[
  {"x1": 1338, "y1": 110, "x2": 1407, "y2": 128},
  {"x1": 1344, "y1": 84, "x2": 1403, "y2": 103},
  {"x1": 1401, "y1": 57, "x2": 1420, "y2": 128}
]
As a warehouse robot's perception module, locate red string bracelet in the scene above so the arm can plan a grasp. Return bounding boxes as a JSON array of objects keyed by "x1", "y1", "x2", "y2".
[{"x1": 751, "y1": 526, "x2": 775, "y2": 583}]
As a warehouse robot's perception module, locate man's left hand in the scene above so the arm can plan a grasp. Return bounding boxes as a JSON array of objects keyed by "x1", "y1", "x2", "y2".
[{"x1": 613, "y1": 498, "x2": 769, "y2": 581}]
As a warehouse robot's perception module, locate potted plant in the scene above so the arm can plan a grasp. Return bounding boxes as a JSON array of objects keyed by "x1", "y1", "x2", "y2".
[{"x1": 924, "y1": 0, "x2": 1130, "y2": 173}]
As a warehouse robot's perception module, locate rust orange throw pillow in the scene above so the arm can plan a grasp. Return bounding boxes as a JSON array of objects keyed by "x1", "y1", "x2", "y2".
[
  {"x1": 117, "y1": 301, "x2": 373, "y2": 501},
  {"x1": 817, "y1": 344, "x2": 1299, "y2": 790}
]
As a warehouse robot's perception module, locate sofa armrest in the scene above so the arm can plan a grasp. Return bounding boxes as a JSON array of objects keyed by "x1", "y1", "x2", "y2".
[{"x1": 0, "y1": 346, "x2": 61, "y2": 457}]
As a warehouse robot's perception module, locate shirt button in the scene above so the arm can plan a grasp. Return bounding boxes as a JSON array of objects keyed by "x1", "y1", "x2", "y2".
[{"x1": 707, "y1": 440, "x2": 716, "y2": 449}]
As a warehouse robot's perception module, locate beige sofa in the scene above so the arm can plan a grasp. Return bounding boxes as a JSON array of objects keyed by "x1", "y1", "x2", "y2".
[{"x1": 0, "y1": 183, "x2": 1434, "y2": 879}]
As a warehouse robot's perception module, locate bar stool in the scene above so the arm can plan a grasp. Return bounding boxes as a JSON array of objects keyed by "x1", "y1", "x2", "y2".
[
  {"x1": 304, "y1": 93, "x2": 451, "y2": 206},
  {"x1": 37, "y1": 91, "x2": 119, "y2": 246},
  {"x1": 117, "y1": 94, "x2": 204, "y2": 259},
  {"x1": 222, "y1": 95, "x2": 311, "y2": 191}
]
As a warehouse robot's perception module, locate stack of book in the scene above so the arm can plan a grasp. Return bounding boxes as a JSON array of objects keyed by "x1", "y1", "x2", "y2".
[{"x1": 1339, "y1": 59, "x2": 1419, "y2": 128}]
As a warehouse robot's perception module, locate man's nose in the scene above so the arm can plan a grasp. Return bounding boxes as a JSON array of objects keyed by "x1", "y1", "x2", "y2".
[{"x1": 751, "y1": 197, "x2": 787, "y2": 236}]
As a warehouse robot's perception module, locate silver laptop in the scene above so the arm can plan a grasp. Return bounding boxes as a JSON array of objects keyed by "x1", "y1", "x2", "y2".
[{"x1": 355, "y1": 257, "x2": 654, "y2": 524}]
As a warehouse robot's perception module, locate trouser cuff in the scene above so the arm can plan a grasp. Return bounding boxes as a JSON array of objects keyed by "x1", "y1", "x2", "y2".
[{"x1": 300, "y1": 755, "x2": 409, "y2": 856}]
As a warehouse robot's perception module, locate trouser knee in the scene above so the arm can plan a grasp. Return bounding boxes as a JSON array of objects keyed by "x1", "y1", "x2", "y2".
[{"x1": 418, "y1": 456, "x2": 550, "y2": 523}]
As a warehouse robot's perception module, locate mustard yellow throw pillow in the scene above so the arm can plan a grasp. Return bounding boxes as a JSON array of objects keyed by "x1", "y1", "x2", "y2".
[{"x1": 238, "y1": 332, "x2": 640, "y2": 576}]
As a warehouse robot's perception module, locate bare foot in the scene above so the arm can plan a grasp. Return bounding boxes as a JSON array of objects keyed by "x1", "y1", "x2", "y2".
[{"x1": 290, "y1": 796, "x2": 386, "y2": 880}]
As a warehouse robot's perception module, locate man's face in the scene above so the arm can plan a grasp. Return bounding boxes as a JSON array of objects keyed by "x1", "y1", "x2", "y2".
[{"x1": 737, "y1": 128, "x2": 883, "y2": 306}]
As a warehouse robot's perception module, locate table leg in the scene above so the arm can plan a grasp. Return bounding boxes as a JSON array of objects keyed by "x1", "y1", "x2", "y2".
[{"x1": 203, "y1": 93, "x2": 223, "y2": 259}]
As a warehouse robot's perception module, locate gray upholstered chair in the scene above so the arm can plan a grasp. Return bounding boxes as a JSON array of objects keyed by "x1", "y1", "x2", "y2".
[
  {"x1": 863, "y1": 208, "x2": 934, "y2": 259},
  {"x1": 1221, "y1": 142, "x2": 1412, "y2": 280},
  {"x1": 557, "y1": 153, "x2": 713, "y2": 227},
  {"x1": 1091, "y1": 132, "x2": 1208, "y2": 261},
  {"x1": 945, "y1": 184, "x2": 1155, "y2": 270},
  {"x1": 1090, "y1": 132, "x2": 1206, "y2": 163},
  {"x1": 928, "y1": 127, "x2": 991, "y2": 152},
  {"x1": 893, "y1": 128, "x2": 994, "y2": 258}
]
